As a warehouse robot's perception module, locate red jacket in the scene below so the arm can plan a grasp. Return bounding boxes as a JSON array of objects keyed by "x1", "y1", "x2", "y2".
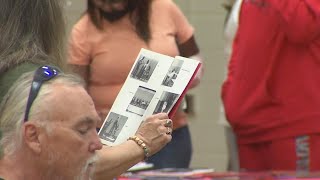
[{"x1": 222, "y1": 0, "x2": 320, "y2": 144}]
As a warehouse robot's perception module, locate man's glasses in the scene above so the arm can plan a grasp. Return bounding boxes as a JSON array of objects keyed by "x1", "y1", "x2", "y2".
[{"x1": 24, "y1": 65, "x2": 60, "y2": 122}]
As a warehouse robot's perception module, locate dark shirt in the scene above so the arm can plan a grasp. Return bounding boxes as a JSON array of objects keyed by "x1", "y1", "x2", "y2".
[{"x1": 0, "y1": 62, "x2": 39, "y2": 103}]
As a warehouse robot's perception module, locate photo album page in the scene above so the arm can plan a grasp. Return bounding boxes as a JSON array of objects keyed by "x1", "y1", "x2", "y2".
[{"x1": 98, "y1": 48, "x2": 201, "y2": 146}]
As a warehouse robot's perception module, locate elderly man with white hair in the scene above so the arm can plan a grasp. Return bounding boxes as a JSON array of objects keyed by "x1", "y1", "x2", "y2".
[{"x1": 0, "y1": 66, "x2": 172, "y2": 180}]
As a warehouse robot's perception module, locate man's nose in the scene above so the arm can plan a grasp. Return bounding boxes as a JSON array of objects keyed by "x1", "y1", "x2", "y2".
[{"x1": 89, "y1": 131, "x2": 103, "y2": 152}]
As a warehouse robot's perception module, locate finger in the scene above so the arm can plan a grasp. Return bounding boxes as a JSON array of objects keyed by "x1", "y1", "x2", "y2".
[
  {"x1": 164, "y1": 119, "x2": 173, "y2": 128},
  {"x1": 158, "y1": 124, "x2": 172, "y2": 134},
  {"x1": 147, "y1": 113, "x2": 169, "y2": 121},
  {"x1": 160, "y1": 119, "x2": 172, "y2": 128},
  {"x1": 166, "y1": 127, "x2": 172, "y2": 135}
]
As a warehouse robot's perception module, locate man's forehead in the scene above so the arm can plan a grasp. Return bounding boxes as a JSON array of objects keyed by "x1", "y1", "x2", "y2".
[
  {"x1": 47, "y1": 83, "x2": 99, "y2": 122},
  {"x1": 52, "y1": 83, "x2": 85, "y2": 97},
  {"x1": 51, "y1": 84, "x2": 93, "y2": 104}
]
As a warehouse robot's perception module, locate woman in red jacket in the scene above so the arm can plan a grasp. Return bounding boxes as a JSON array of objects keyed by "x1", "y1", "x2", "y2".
[{"x1": 222, "y1": 0, "x2": 320, "y2": 172}]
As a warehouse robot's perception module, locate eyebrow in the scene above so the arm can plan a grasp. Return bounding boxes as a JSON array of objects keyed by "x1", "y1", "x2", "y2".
[{"x1": 75, "y1": 117, "x2": 96, "y2": 127}]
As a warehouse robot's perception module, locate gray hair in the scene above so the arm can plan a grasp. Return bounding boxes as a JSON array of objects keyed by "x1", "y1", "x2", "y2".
[
  {"x1": 0, "y1": 70, "x2": 84, "y2": 156},
  {"x1": 0, "y1": 0, "x2": 67, "y2": 73}
]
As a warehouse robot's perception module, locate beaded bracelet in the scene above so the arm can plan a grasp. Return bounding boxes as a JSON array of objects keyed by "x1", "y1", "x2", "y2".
[{"x1": 128, "y1": 135, "x2": 150, "y2": 161}]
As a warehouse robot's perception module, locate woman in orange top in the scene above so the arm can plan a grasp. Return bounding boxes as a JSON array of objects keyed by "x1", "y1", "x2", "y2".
[{"x1": 68, "y1": 0, "x2": 203, "y2": 169}]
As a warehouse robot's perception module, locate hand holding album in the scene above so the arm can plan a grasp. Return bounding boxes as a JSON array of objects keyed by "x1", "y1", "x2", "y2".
[{"x1": 98, "y1": 48, "x2": 201, "y2": 146}]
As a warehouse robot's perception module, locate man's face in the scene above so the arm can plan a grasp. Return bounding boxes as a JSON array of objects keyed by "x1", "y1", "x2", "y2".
[
  {"x1": 92, "y1": 0, "x2": 128, "y2": 12},
  {"x1": 39, "y1": 84, "x2": 102, "y2": 179}
]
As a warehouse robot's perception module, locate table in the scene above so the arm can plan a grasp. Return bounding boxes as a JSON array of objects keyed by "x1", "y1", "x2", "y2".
[{"x1": 117, "y1": 169, "x2": 320, "y2": 180}]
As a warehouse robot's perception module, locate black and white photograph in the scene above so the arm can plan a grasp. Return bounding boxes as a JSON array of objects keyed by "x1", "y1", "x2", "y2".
[
  {"x1": 126, "y1": 86, "x2": 156, "y2": 116},
  {"x1": 153, "y1": 91, "x2": 179, "y2": 114},
  {"x1": 99, "y1": 112, "x2": 128, "y2": 143},
  {"x1": 130, "y1": 55, "x2": 158, "y2": 82},
  {"x1": 162, "y1": 59, "x2": 184, "y2": 87}
]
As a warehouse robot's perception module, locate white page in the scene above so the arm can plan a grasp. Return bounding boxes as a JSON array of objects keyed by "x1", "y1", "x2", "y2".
[{"x1": 98, "y1": 48, "x2": 200, "y2": 146}]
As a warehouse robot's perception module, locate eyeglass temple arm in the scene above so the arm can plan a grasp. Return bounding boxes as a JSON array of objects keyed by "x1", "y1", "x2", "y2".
[{"x1": 24, "y1": 81, "x2": 41, "y2": 122}]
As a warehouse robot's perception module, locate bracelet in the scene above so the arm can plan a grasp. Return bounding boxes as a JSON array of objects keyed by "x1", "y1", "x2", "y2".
[{"x1": 128, "y1": 136, "x2": 150, "y2": 161}]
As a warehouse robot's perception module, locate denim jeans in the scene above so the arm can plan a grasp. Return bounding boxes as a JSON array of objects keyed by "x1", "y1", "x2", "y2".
[{"x1": 147, "y1": 125, "x2": 193, "y2": 169}]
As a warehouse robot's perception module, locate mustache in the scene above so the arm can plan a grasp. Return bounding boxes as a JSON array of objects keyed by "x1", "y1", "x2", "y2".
[{"x1": 87, "y1": 154, "x2": 98, "y2": 165}]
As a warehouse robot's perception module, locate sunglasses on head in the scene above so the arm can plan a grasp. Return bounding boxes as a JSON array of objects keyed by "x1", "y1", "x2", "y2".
[{"x1": 24, "y1": 65, "x2": 60, "y2": 122}]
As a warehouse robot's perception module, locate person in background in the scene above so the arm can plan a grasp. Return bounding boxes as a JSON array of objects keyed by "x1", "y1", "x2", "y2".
[
  {"x1": 219, "y1": 0, "x2": 242, "y2": 172},
  {"x1": 0, "y1": 67, "x2": 172, "y2": 180},
  {"x1": 0, "y1": 0, "x2": 172, "y2": 179},
  {"x1": 0, "y1": 0, "x2": 67, "y2": 101},
  {"x1": 0, "y1": 130, "x2": 2, "y2": 158},
  {"x1": 222, "y1": 0, "x2": 320, "y2": 172},
  {"x1": 68, "y1": 0, "x2": 204, "y2": 169}
]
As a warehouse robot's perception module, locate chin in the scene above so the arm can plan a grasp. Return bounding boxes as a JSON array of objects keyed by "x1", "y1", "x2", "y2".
[{"x1": 78, "y1": 162, "x2": 95, "y2": 180}]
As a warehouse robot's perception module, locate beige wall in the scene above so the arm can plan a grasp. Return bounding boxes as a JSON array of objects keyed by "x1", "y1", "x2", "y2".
[
  {"x1": 64, "y1": 0, "x2": 229, "y2": 171},
  {"x1": 173, "y1": 0, "x2": 228, "y2": 171}
]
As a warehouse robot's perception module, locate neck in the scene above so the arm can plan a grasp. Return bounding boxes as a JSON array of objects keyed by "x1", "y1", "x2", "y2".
[{"x1": 0, "y1": 151, "x2": 55, "y2": 180}]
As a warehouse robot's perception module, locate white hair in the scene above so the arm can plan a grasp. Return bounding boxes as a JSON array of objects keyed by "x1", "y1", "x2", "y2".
[{"x1": 0, "y1": 70, "x2": 84, "y2": 157}]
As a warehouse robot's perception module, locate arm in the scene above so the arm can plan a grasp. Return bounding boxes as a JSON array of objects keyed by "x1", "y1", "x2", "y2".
[
  {"x1": 268, "y1": 0, "x2": 320, "y2": 43},
  {"x1": 93, "y1": 142, "x2": 145, "y2": 180},
  {"x1": 178, "y1": 36, "x2": 204, "y2": 89},
  {"x1": 169, "y1": 1, "x2": 204, "y2": 89},
  {"x1": 93, "y1": 113, "x2": 172, "y2": 180},
  {"x1": 67, "y1": 20, "x2": 92, "y2": 85}
]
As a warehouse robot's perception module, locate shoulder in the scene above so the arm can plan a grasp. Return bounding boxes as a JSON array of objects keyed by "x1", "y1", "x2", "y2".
[
  {"x1": 152, "y1": 0, "x2": 189, "y2": 23},
  {"x1": 69, "y1": 14, "x2": 99, "y2": 52},
  {"x1": 152, "y1": 0, "x2": 177, "y2": 11},
  {"x1": 73, "y1": 14, "x2": 91, "y2": 28},
  {"x1": 71, "y1": 14, "x2": 97, "y2": 37},
  {"x1": 151, "y1": 0, "x2": 185, "y2": 25}
]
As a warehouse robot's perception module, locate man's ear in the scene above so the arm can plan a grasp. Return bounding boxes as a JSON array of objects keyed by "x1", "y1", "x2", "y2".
[{"x1": 23, "y1": 123, "x2": 42, "y2": 154}]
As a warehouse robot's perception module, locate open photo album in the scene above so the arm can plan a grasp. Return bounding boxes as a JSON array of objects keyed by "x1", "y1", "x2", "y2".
[{"x1": 98, "y1": 48, "x2": 201, "y2": 146}]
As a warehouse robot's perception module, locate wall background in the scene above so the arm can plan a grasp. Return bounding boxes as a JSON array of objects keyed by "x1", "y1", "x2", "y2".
[{"x1": 64, "y1": 0, "x2": 229, "y2": 171}]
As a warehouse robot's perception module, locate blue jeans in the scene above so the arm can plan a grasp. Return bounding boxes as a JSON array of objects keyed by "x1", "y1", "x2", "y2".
[{"x1": 147, "y1": 125, "x2": 193, "y2": 169}]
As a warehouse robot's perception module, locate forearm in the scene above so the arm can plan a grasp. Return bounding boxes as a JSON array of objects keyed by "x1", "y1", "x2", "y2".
[
  {"x1": 93, "y1": 141, "x2": 144, "y2": 180},
  {"x1": 178, "y1": 36, "x2": 204, "y2": 89},
  {"x1": 268, "y1": 0, "x2": 320, "y2": 43},
  {"x1": 93, "y1": 113, "x2": 172, "y2": 180}
]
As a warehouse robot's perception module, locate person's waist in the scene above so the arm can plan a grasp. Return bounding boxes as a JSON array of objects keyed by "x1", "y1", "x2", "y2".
[
  {"x1": 233, "y1": 114, "x2": 320, "y2": 144},
  {"x1": 172, "y1": 110, "x2": 188, "y2": 130}
]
